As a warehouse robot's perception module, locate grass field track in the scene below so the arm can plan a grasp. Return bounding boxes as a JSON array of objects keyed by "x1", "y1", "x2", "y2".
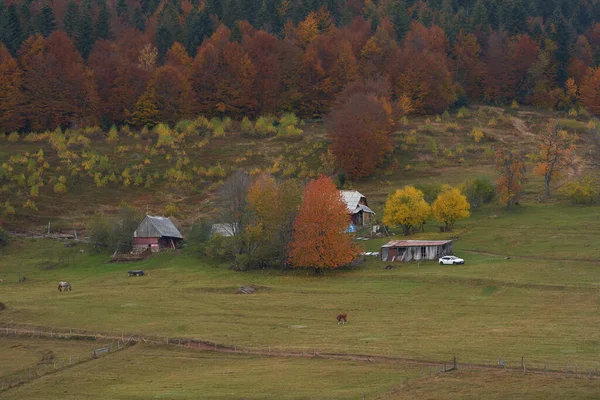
[
  {"x1": 462, "y1": 249, "x2": 600, "y2": 264},
  {"x1": 3, "y1": 323, "x2": 598, "y2": 381}
]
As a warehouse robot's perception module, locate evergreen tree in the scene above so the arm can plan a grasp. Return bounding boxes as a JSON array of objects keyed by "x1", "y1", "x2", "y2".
[
  {"x1": 549, "y1": 7, "x2": 572, "y2": 86},
  {"x1": 133, "y1": 7, "x2": 146, "y2": 31},
  {"x1": 505, "y1": 0, "x2": 527, "y2": 35},
  {"x1": 155, "y1": 5, "x2": 182, "y2": 58},
  {"x1": 389, "y1": 0, "x2": 410, "y2": 41},
  {"x1": 185, "y1": 7, "x2": 212, "y2": 56},
  {"x1": 96, "y1": 2, "x2": 112, "y2": 40},
  {"x1": 116, "y1": 0, "x2": 128, "y2": 18},
  {"x1": 205, "y1": 0, "x2": 222, "y2": 18},
  {"x1": 76, "y1": 0, "x2": 96, "y2": 59},
  {"x1": 471, "y1": 0, "x2": 488, "y2": 30},
  {"x1": 222, "y1": 0, "x2": 242, "y2": 27},
  {"x1": 37, "y1": 4, "x2": 57, "y2": 38},
  {"x1": 63, "y1": 1, "x2": 80, "y2": 38},
  {"x1": 3, "y1": 4, "x2": 22, "y2": 55}
]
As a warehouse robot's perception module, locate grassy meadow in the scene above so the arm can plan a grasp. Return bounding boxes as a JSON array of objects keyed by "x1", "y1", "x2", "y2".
[
  {"x1": 2, "y1": 201, "x2": 600, "y2": 397},
  {"x1": 2, "y1": 106, "x2": 600, "y2": 397}
]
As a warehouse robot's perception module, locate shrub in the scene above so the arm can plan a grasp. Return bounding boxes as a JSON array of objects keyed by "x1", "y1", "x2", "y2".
[
  {"x1": 107, "y1": 125, "x2": 119, "y2": 143},
  {"x1": 442, "y1": 110, "x2": 450, "y2": 120},
  {"x1": 240, "y1": 116, "x2": 254, "y2": 135},
  {"x1": 559, "y1": 175, "x2": 599, "y2": 205},
  {"x1": 3, "y1": 201, "x2": 15, "y2": 218},
  {"x1": 444, "y1": 122, "x2": 460, "y2": 132},
  {"x1": 567, "y1": 108, "x2": 578, "y2": 118},
  {"x1": 187, "y1": 220, "x2": 213, "y2": 247},
  {"x1": 471, "y1": 127, "x2": 484, "y2": 142},
  {"x1": 0, "y1": 226, "x2": 8, "y2": 247},
  {"x1": 427, "y1": 137, "x2": 439, "y2": 155},
  {"x1": 7, "y1": 132, "x2": 19, "y2": 142},
  {"x1": 487, "y1": 118, "x2": 498, "y2": 127},
  {"x1": 456, "y1": 106, "x2": 470, "y2": 119},
  {"x1": 511, "y1": 100, "x2": 519, "y2": 109},
  {"x1": 460, "y1": 177, "x2": 496, "y2": 208},
  {"x1": 163, "y1": 202, "x2": 179, "y2": 216},
  {"x1": 254, "y1": 115, "x2": 277, "y2": 136},
  {"x1": 277, "y1": 113, "x2": 303, "y2": 136}
]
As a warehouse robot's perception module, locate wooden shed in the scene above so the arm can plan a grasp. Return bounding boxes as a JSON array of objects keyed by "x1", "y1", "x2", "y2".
[
  {"x1": 381, "y1": 240, "x2": 453, "y2": 262},
  {"x1": 133, "y1": 215, "x2": 184, "y2": 253},
  {"x1": 340, "y1": 190, "x2": 375, "y2": 227}
]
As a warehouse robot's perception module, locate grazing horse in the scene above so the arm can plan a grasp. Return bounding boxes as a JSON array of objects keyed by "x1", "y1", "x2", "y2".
[
  {"x1": 336, "y1": 313, "x2": 347, "y2": 324},
  {"x1": 58, "y1": 281, "x2": 72, "y2": 292}
]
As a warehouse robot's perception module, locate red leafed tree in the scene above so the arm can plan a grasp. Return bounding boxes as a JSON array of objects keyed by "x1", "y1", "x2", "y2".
[
  {"x1": 88, "y1": 38, "x2": 150, "y2": 125},
  {"x1": 507, "y1": 35, "x2": 540, "y2": 102},
  {"x1": 481, "y1": 31, "x2": 510, "y2": 103},
  {"x1": 147, "y1": 65, "x2": 194, "y2": 123},
  {"x1": 327, "y1": 80, "x2": 395, "y2": 177},
  {"x1": 389, "y1": 23, "x2": 455, "y2": 114},
  {"x1": 191, "y1": 27, "x2": 257, "y2": 117},
  {"x1": 0, "y1": 44, "x2": 25, "y2": 133},
  {"x1": 453, "y1": 32, "x2": 483, "y2": 100},
  {"x1": 288, "y1": 175, "x2": 361, "y2": 271},
  {"x1": 20, "y1": 32, "x2": 98, "y2": 130},
  {"x1": 242, "y1": 30, "x2": 282, "y2": 115},
  {"x1": 581, "y1": 66, "x2": 600, "y2": 115}
]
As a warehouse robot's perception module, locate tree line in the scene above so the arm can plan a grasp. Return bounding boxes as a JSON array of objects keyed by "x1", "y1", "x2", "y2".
[{"x1": 2, "y1": 0, "x2": 600, "y2": 133}]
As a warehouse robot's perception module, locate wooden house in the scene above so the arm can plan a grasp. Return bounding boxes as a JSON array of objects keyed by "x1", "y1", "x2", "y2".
[
  {"x1": 340, "y1": 190, "x2": 375, "y2": 227},
  {"x1": 133, "y1": 215, "x2": 183, "y2": 253},
  {"x1": 381, "y1": 240, "x2": 452, "y2": 262}
]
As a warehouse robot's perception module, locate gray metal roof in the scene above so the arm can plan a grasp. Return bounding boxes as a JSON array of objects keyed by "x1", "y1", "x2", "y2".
[
  {"x1": 340, "y1": 190, "x2": 365, "y2": 212},
  {"x1": 382, "y1": 240, "x2": 452, "y2": 248},
  {"x1": 134, "y1": 215, "x2": 183, "y2": 239},
  {"x1": 340, "y1": 191, "x2": 375, "y2": 215}
]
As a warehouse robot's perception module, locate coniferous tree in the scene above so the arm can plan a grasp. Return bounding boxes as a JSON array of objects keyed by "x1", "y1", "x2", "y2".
[
  {"x1": 116, "y1": 0, "x2": 128, "y2": 18},
  {"x1": 549, "y1": 7, "x2": 572, "y2": 86},
  {"x1": 185, "y1": 7, "x2": 212, "y2": 56},
  {"x1": 63, "y1": 1, "x2": 80, "y2": 38},
  {"x1": 3, "y1": 4, "x2": 22, "y2": 55},
  {"x1": 133, "y1": 7, "x2": 146, "y2": 31},
  {"x1": 96, "y1": 2, "x2": 112, "y2": 40},
  {"x1": 389, "y1": 0, "x2": 410, "y2": 41},
  {"x1": 76, "y1": 0, "x2": 96, "y2": 59},
  {"x1": 37, "y1": 4, "x2": 57, "y2": 38}
]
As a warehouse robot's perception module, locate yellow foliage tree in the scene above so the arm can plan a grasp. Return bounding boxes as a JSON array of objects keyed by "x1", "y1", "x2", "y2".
[
  {"x1": 432, "y1": 187, "x2": 470, "y2": 231},
  {"x1": 383, "y1": 186, "x2": 431, "y2": 235}
]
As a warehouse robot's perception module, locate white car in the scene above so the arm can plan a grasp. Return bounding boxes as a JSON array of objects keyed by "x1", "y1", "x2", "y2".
[{"x1": 439, "y1": 256, "x2": 465, "y2": 265}]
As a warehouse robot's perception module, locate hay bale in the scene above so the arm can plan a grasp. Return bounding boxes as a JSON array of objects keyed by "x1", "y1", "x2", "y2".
[{"x1": 236, "y1": 285, "x2": 256, "y2": 294}]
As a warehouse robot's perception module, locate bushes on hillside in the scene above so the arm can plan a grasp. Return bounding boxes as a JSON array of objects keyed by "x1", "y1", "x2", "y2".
[
  {"x1": 87, "y1": 203, "x2": 140, "y2": 253},
  {"x1": 460, "y1": 177, "x2": 496, "y2": 208},
  {"x1": 560, "y1": 175, "x2": 600, "y2": 205}
]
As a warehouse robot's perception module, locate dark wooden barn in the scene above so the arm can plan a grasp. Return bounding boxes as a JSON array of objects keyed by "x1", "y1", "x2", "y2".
[{"x1": 133, "y1": 215, "x2": 184, "y2": 253}]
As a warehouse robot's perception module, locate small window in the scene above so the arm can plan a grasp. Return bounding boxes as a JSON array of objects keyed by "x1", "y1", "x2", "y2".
[{"x1": 421, "y1": 247, "x2": 427, "y2": 258}]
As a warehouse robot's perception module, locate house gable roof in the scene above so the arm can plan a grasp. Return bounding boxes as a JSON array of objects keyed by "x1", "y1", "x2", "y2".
[
  {"x1": 134, "y1": 215, "x2": 183, "y2": 239},
  {"x1": 340, "y1": 190, "x2": 375, "y2": 215}
]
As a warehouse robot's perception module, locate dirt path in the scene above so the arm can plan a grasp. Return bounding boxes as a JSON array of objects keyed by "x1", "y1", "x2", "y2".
[
  {"x1": 1, "y1": 324, "x2": 597, "y2": 381},
  {"x1": 461, "y1": 249, "x2": 600, "y2": 263}
]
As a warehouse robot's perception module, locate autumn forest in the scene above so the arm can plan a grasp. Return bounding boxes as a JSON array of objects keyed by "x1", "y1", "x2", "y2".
[{"x1": 0, "y1": 0, "x2": 600, "y2": 135}]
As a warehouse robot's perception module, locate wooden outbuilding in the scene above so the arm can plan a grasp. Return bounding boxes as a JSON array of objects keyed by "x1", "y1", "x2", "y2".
[
  {"x1": 381, "y1": 240, "x2": 453, "y2": 262},
  {"x1": 340, "y1": 190, "x2": 375, "y2": 227},
  {"x1": 133, "y1": 215, "x2": 183, "y2": 253}
]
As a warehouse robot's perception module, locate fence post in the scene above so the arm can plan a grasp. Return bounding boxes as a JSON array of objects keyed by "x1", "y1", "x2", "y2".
[
  {"x1": 70, "y1": 353, "x2": 72, "y2": 365},
  {"x1": 522, "y1": 356, "x2": 526, "y2": 375},
  {"x1": 453, "y1": 356, "x2": 457, "y2": 370}
]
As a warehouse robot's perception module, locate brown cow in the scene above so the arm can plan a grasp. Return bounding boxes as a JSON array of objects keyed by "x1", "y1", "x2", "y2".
[{"x1": 336, "y1": 313, "x2": 347, "y2": 324}]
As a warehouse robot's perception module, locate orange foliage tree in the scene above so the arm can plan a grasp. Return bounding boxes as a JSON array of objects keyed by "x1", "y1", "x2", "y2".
[
  {"x1": 20, "y1": 32, "x2": 98, "y2": 130},
  {"x1": 389, "y1": 22, "x2": 455, "y2": 114},
  {"x1": 147, "y1": 65, "x2": 193, "y2": 124},
  {"x1": 495, "y1": 148, "x2": 527, "y2": 209},
  {"x1": 326, "y1": 80, "x2": 395, "y2": 178},
  {"x1": 288, "y1": 175, "x2": 361, "y2": 272},
  {"x1": 580, "y1": 67, "x2": 600, "y2": 115},
  {"x1": 0, "y1": 44, "x2": 25, "y2": 133},
  {"x1": 534, "y1": 120, "x2": 576, "y2": 197}
]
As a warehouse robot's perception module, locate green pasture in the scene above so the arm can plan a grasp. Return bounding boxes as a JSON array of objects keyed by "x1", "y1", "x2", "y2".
[
  {"x1": 0, "y1": 345, "x2": 425, "y2": 400},
  {"x1": 1, "y1": 203, "x2": 600, "y2": 377},
  {"x1": 0, "y1": 336, "x2": 109, "y2": 378}
]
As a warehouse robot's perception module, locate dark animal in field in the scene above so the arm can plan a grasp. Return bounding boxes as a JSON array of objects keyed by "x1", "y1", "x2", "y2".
[
  {"x1": 58, "y1": 281, "x2": 71, "y2": 291},
  {"x1": 336, "y1": 313, "x2": 347, "y2": 324},
  {"x1": 384, "y1": 264, "x2": 396, "y2": 270},
  {"x1": 128, "y1": 270, "x2": 145, "y2": 277}
]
